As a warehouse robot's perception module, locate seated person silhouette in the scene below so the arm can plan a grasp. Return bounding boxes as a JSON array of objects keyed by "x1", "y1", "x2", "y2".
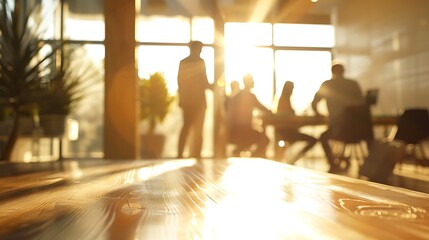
[
  {"x1": 225, "y1": 74, "x2": 271, "y2": 157},
  {"x1": 274, "y1": 81, "x2": 317, "y2": 163},
  {"x1": 229, "y1": 80, "x2": 241, "y2": 96},
  {"x1": 312, "y1": 63, "x2": 366, "y2": 173},
  {"x1": 224, "y1": 80, "x2": 241, "y2": 112}
]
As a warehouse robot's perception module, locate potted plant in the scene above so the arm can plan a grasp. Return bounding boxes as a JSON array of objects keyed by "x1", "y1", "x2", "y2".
[
  {"x1": 35, "y1": 46, "x2": 100, "y2": 136},
  {"x1": 0, "y1": 1, "x2": 99, "y2": 160},
  {"x1": 139, "y1": 72, "x2": 174, "y2": 158},
  {"x1": 0, "y1": 0, "x2": 54, "y2": 160}
]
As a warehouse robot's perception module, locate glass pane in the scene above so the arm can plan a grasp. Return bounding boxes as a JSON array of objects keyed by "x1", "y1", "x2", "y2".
[
  {"x1": 136, "y1": 16, "x2": 190, "y2": 43},
  {"x1": 62, "y1": 44, "x2": 105, "y2": 158},
  {"x1": 137, "y1": 46, "x2": 214, "y2": 92},
  {"x1": 192, "y1": 17, "x2": 214, "y2": 44},
  {"x1": 225, "y1": 47, "x2": 274, "y2": 108},
  {"x1": 274, "y1": 24, "x2": 335, "y2": 47},
  {"x1": 64, "y1": 1, "x2": 105, "y2": 41},
  {"x1": 137, "y1": 45, "x2": 214, "y2": 158},
  {"x1": 275, "y1": 50, "x2": 332, "y2": 114},
  {"x1": 40, "y1": 0, "x2": 59, "y2": 39},
  {"x1": 64, "y1": 19, "x2": 105, "y2": 41},
  {"x1": 225, "y1": 23, "x2": 272, "y2": 46},
  {"x1": 137, "y1": 45, "x2": 188, "y2": 93}
]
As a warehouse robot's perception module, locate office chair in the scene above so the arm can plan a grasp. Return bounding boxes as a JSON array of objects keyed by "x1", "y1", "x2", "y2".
[
  {"x1": 394, "y1": 108, "x2": 429, "y2": 168},
  {"x1": 330, "y1": 104, "x2": 374, "y2": 170},
  {"x1": 365, "y1": 89, "x2": 379, "y2": 106},
  {"x1": 226, "y1": 125, "x2": 260, "y2": 157}
]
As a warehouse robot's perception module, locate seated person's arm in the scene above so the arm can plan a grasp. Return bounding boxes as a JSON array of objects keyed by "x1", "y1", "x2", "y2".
[
  {"x1": 311, "y1": 94, "x2": 322, "y2": 116},
  {"x1": 249, "y1": 94, "x2": 274, "y2": 119},
  {"x1": 256, "y1": 99, "x2": 273, "y2": 116}
]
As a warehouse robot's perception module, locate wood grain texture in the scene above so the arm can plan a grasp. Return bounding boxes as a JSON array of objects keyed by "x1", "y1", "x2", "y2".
[{"x1": 1, "y1": 158, "x2": 429, "y2": 239}]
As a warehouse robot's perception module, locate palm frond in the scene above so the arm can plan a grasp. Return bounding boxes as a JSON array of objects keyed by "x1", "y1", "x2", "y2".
[
  {"x1": 34, "y1": 44, "x2": 102, "y2": 115},
  {"x1": 0, "y1": 0, "x2": 53, "y2": 114}
]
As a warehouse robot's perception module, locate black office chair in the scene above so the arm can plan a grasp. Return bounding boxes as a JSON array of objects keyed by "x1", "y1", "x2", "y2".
[
  {"x1": 330, "y1": 104, "x2": 374, "y2": 170},
  {"x1": 394, "y1": 108, "x2": 429, "y2": 168},
  {"x1": 226, "y1": 125, "x2": 258, "y2": 157}
]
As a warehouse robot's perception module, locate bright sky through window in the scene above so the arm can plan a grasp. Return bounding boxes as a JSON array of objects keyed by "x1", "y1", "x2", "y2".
[
  {"x1": 66, "y1": 16, "x2": 334, "y2": 114},
  {"x1": 64, "y1": 13, "x2": 334, "y2": 158}
]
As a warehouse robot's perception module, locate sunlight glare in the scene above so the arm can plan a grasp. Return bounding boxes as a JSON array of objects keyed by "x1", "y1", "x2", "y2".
[
  {"x1": 199, "y1": 159, "x2": 335, "y2": 239},
  {"x1": 65, "y1": 19, "x2": 104, "y2": 41},
  {"x1": 250, "y1": 0, "x2": 277, "y2": 22},
  {"x1": 225, "y1": 46, "x2": 274, "y2": 107},
  {"x1": 136, "y1": 16, "x2": 190, "y2": 43},
  {"x1": 275, "y1": 50, "x2": 332, "y2": 114}
]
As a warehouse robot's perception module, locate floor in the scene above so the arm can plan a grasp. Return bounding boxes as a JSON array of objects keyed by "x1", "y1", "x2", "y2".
[{"x1": 282, "y1": 151, "x2": 429, "y2": 194}]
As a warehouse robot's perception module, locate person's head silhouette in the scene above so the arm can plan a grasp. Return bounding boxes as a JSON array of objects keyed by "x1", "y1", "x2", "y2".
[
  {"x1": 331, "y1": 63, "x2": 345, "y2": 78},
  {"x1": 229, "y1": 80, "x2": 240, "y2": 95},
  {"x1": 243, "y1": 74, "x2": 254, "y2": 89},
  {"x1": 281, "y1": 81, "x2": 294, "y2": 97},
  {"x1": 189, "y1": 40, "x2": 203, "y2": 56}
]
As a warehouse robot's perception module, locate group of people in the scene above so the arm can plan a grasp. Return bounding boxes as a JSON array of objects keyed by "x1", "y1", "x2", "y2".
[{"x1": 176, "y1": 40, "x2": 366, "y2": 174}]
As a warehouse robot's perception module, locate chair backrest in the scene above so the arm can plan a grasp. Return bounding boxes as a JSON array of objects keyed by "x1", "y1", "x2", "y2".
[
  {"x1": 394, "y1": 108, "x2": 429, "y2": 144},
  {"x1": 365, "y1": 89, "x2": 379, "y2": 106},
  {"x1": 331, "y1": 104, "x2": 374, "y2": 143}
]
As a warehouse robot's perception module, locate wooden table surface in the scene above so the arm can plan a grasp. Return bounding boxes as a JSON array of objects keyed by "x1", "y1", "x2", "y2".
[{"x1": 1, "y1": 158, "x2": 429, "y2": 239}]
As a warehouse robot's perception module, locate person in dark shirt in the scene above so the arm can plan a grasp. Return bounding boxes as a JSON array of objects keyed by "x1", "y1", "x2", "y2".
[
  {"x1": 312, "y1": 63, "x2": 365, "y2": 173},
  {"x1": 177, "y1": 41, "x2": 213, "y2": 158}
]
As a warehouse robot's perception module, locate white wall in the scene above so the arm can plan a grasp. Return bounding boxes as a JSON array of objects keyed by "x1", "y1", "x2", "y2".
[{"x1": 333, "y1": 0, "x2": 429, "y2": 115}]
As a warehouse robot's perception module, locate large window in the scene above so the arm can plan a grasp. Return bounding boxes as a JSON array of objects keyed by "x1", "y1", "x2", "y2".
[
  {"x1": 135, "y1": 19, "x2": 335, "y2": 158},
  {"x1": 60, "y1": 1, "x2": 105, "y2": 158},
  {"x1": 225, "y1": 23, "x2": 334, "y2": 112},
  {"x1": 273, "y1": 24, "x2": 335, "y2": 47},
  {"x1": 26, "y1": 0, "x2": 106, "y2": 160},
  {"x1": 224, "y1": 23, "x2": 274, "y2": 108},
  {"x1": 223, "y1": 22, "x2": 333, "y2": 157},
  {"x1": 275, "y1": 50, "x2": 332, "y2": 114},
  {"x1": 136, "y1": 16, "x2": 215, "y2": 158},
  {"x1": 28, "y1": 0, "x2": 335, "y2": 160},
  {"x1": 136, "y1": 16, "x2": 190, "y2": 43}
]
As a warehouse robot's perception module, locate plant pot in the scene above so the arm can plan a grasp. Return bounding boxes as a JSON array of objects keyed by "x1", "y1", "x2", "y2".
[
  {"x1": 39, "y1": 114, "x2": 67, "y2": 137},
  {"x1": 141, "y1": 133, "x2": 165, "y2": 159}
]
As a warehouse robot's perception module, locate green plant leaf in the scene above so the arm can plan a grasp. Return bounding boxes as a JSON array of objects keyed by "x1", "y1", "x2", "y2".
[{"x1": 139, "y1": 72, "x2": 174, "y2": 132}]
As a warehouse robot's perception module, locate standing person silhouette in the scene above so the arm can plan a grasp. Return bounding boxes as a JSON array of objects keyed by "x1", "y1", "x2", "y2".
[
  {"x1": 177, "y1": 41, "x2": 213, "y2": 158},
  {"x1": 225, "y1": 74, "x2": 271, "y2": 157},
  {"x1": 311, "y1": 63, "x2": 365, "y2": 173},
  {"x1": 275, "y1": 81, "x2": 317, "y2": 163}
]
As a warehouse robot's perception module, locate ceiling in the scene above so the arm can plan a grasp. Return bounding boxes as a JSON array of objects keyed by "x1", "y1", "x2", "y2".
[
  {"x1": 69, "y1": 0, "x2": 341, "y2": 24},
  {"x1": 217, "y1": 0, "x2": 340, "y2": 24},
  {"x1": 167, "y1": 0, "x2": 341, "y2": 24}
]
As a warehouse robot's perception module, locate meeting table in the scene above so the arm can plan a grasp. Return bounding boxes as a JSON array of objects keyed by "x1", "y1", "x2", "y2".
[
  {"x1": 0, "y1": 157, "x2": 429, "y2": 239},
  {"x1": 263, "y1": 113, "x2": 399, "y2": 129}
]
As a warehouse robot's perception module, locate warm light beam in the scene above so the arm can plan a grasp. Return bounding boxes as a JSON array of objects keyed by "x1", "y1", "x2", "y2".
[{"x1": 250, "y1": 0, "x2": 277, "y2": 22}]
